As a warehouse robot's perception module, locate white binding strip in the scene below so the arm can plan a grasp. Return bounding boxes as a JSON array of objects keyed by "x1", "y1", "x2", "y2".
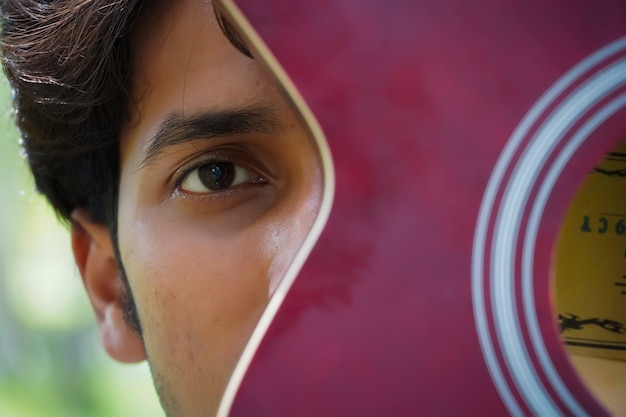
[
  {"x1": 473, "y1": 36, "x2": 626, "y2": 417},
  {"x1": 495, "y1": 59, "x2": 626, "y2": 417},
  {"x1": 216, "y1": 1, "x2": 336, "y2": 416}
]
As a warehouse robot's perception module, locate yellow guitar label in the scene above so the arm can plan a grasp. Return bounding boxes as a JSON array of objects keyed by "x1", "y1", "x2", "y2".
[{"x1": 555, "y1": 140, "x2": 626, "y2": 360}]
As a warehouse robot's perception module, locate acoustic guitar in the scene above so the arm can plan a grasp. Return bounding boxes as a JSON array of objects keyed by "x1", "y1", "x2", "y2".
[{"x1": 216, "y1": 1, "x2": 626, "y2": 415}]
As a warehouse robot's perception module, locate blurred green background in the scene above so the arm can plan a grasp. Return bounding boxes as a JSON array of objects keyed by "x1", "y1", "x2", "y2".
[{"x1": 0, "y1": 78, "x2": 164, "y2": 415}]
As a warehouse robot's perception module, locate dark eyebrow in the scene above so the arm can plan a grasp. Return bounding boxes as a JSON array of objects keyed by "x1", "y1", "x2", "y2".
[{"x1": 139, "y1": 105, "x2": 279, "y2": 168}]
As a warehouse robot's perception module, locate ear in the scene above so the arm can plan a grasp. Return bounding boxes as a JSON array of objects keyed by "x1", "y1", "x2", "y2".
[{"x1": 71, "y1": 208, "x2": 146, "y2": 363}]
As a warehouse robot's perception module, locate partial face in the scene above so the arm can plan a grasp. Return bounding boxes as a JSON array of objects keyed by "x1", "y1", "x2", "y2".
[{"x1": 116, "y1": 1, "x2": 321, "y2": 415}]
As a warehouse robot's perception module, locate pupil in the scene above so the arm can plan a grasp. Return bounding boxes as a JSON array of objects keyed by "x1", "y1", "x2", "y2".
[{"x1": 198, "y1": 162, "x2": 234, "y2": 190}]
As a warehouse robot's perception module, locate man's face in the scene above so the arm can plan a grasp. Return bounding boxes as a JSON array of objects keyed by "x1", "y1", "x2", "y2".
[{"x1": 115, "y1": 1, "x2": 321, "y2": 415}]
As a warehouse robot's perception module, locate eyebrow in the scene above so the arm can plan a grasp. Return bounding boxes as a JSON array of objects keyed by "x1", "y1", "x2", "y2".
[{"x1": 138, "y1": 105, "x2": 279, "y2": 168}]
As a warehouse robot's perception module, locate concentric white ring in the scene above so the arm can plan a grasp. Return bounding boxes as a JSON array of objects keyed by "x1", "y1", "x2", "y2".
[{"x1": 473, "y1": 37, "x2": 626, "y2": 417}]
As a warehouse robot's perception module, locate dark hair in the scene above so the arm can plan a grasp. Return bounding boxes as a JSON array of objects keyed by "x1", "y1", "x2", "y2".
[{"x1": 0, "y1": 0, "x2": 149, "y2": 228}]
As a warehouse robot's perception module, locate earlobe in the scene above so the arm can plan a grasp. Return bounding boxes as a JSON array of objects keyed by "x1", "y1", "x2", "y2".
[{"x1": 71, "y1": 208, "x2": 146, "y2": 363}]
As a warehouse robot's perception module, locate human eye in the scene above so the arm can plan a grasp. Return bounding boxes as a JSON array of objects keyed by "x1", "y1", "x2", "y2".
[{"x1": 175, "y1": 157, "x2": 267, "y2": 195}]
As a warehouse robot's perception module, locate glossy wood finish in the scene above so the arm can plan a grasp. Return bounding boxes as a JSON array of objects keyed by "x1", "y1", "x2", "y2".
[{"x1": 222, "y1": 2, "x2": 626, "y2": 415}]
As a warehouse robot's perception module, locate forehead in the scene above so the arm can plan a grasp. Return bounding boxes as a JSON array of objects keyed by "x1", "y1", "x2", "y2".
[{"x1": 123, "y1": 0, "x2": 275, "y2": 152}]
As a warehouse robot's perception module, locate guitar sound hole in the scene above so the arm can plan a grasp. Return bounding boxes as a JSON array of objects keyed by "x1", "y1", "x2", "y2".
[{"x1": 553, "y1": 138, "x2": 626, "y2": 416}]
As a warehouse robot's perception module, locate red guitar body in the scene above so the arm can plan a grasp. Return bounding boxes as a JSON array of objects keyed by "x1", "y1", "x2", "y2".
[{"x1": 221, "y1": 1, "x2": 626, "y2": 415}]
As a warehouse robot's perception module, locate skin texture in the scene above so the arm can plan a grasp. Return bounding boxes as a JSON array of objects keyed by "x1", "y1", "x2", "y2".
[{"x1": 70, "y1": 1, "x2": 322, "y2": 416}]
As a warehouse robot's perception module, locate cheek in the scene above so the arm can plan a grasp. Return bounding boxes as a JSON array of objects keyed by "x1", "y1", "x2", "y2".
[
  {"x1": 118, "y1": 214, "x2": 273, "y2": 403},
  {"x1": 265, "y1": 174, "x2": 324, "y2": 294},
  {"x1": 119, "y1": 177, "x2": 321, "y2": 344},
  {"x1": 121, "y1": 215, "x2": 273, "y2": 331}
]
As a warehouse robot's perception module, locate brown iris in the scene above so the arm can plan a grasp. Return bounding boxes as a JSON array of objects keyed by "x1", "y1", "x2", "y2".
[{"x1": 197, "y1": 162, "x2": 236, "y2": 191}]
